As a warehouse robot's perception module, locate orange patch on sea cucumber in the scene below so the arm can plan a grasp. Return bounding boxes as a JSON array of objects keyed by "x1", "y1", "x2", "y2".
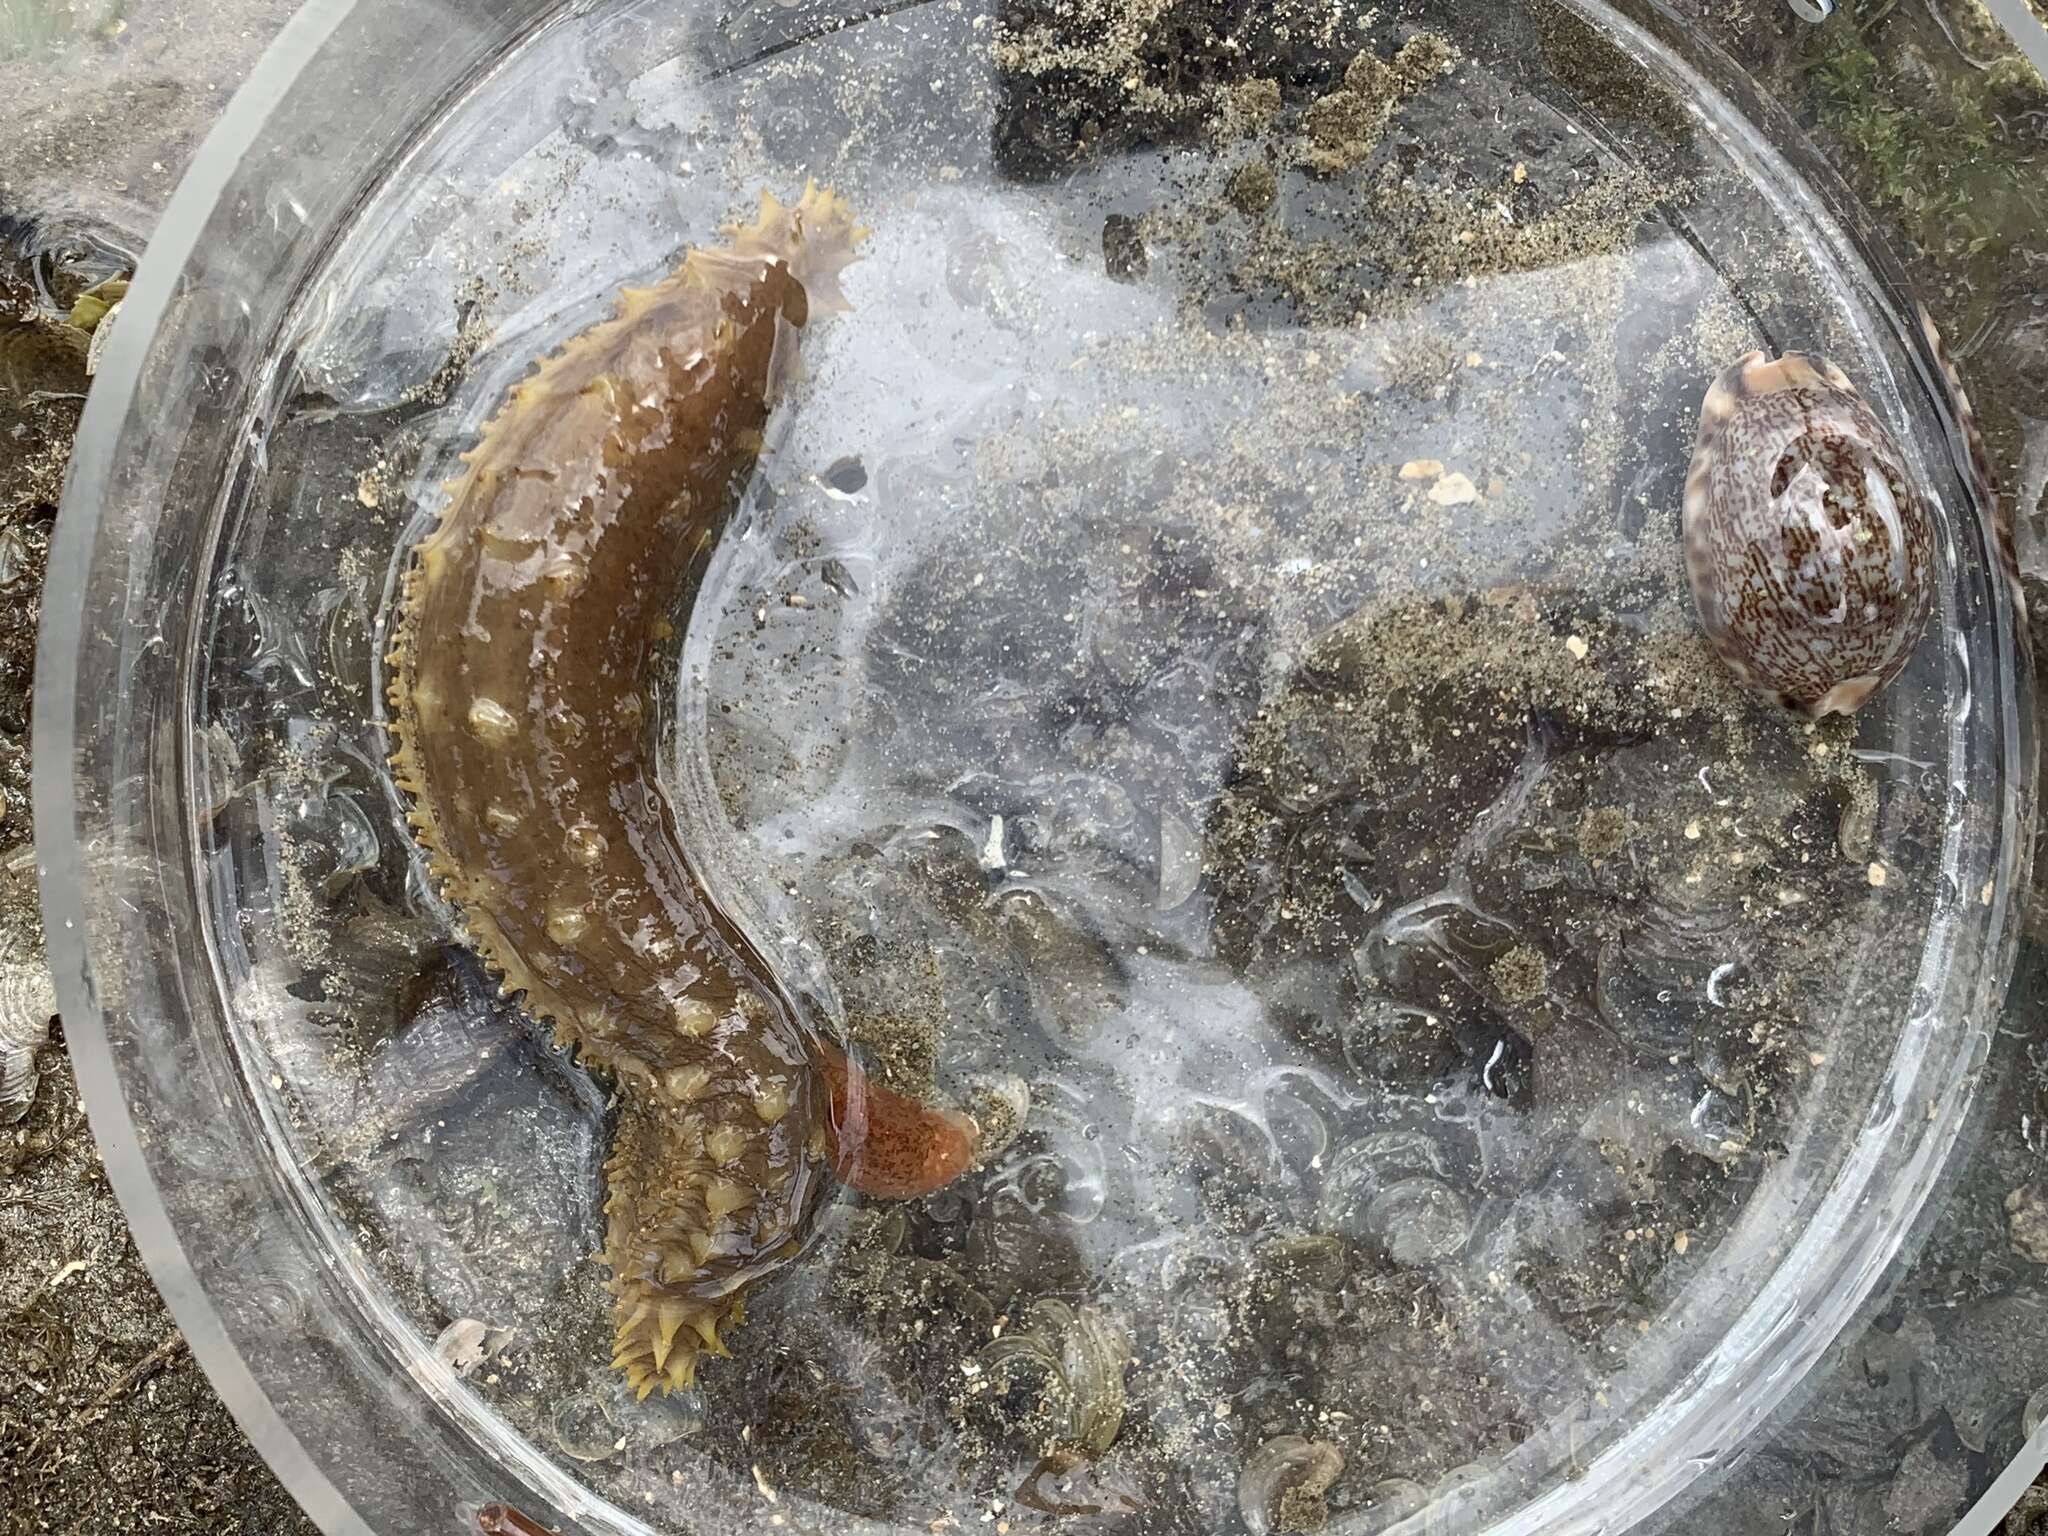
[{"x1": 818, "y1": 1043, "x2": 979, "y2": 1199}]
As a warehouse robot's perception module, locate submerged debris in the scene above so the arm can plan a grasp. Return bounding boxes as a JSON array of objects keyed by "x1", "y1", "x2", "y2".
[
  {"x1": 1238, "y1": 1436, "x2": 1346, "y2": 1534},
  {"x1": 980, "y1": 1298, "x2": 1132, "y2": 1456},
  {"x1": 2009, "y1": 1184, "x2": 2048, "y2": 1265},
  {"x1": 1301, "y1": 36, "x2": 1460, "y2": 176}
]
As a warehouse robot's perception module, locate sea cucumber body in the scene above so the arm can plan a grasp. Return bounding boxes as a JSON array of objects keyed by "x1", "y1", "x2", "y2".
[{"x1": 388, "y1": 188, "x2": 972, "y2": 1396}]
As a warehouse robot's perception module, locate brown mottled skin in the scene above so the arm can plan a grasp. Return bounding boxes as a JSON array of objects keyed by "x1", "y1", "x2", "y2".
[
  {"x1": 387, "y1": 186, "x2": 977, "y2": 1397},
  {"x1": 1683, "y1": 350, "x2": 1934, "y2": 717}
]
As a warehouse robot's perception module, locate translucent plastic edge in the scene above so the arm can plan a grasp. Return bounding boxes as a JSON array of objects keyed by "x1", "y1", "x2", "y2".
[
  {"x1": 1959, "y1": 1421, "x2": 2048, "y2": 1536},
  {"x1": 30, "y1": 3, "x2": 377, "y2": 1534},
  {"x1": 1983, "y1": 0, "x2": 2048, "y2": 82},
  {"x1": 168, "y1": 21, "x2": 685, "y2": 1527}
]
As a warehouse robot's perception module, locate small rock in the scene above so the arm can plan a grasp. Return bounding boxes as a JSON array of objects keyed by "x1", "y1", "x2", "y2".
[
  {"x1": 967, "y1": 1074, "x2": 1031, "y2": 1165},
  {"x1": 1578, "y1": 806, "x2": 1629, "y2": 860},
  {"x1": 0, "y1": 529, "x2": 31, "y2": 590},
  {"x1": 820, "y1": 455, "x2": 868, "y2": 496},
  {"x1": 1225, "y1": 161, "x2": 1278, "y2": 217},
  {"x1": 2008, "y1": 1183, "x2": 2048, "y2": 1264},
  {"x1": 1881, "y1": 1435, "x2": 1967, "y2": 1532},
  {"x1": 1211, "y1": 77, "x2": 1283, "y2": 141},
  {"x1": 1489, "y1": 944, "x2": 1548, "y2": 1005},
  {"x1": 431, "y1": 1317, "x2": 491, "y2": 1375},
  {"x1": 1102, "y1": 214, "x2": 1148, "y2": 283},
  {"x1": 1426, "y1": 471, "x2": 1479, "y2": 506}
]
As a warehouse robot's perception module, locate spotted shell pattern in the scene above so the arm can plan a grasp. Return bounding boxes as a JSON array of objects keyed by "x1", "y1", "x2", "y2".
[{"x1": 1683, "y1": 351, "x2": 1934, "y2": 717}]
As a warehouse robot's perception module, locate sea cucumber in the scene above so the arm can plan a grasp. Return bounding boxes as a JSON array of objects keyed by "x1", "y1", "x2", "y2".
[{"x1": 387, "y1": 185, "x2": 978, "y2": 1397}]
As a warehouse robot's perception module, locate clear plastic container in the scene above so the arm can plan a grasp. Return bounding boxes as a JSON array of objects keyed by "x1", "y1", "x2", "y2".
[{"x1": 34, "y1": 2, "x2": 2047, "y2": 1533}]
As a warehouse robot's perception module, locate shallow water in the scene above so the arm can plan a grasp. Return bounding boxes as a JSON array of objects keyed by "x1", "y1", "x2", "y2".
[{"x1": 187, "y1": 0, "x2": 2007, "y2": 1530}]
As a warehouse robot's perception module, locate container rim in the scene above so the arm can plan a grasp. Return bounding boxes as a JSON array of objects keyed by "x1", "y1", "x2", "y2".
[{"x1": 31, "y1": 6, "x2": 377, "y2": 1531}]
